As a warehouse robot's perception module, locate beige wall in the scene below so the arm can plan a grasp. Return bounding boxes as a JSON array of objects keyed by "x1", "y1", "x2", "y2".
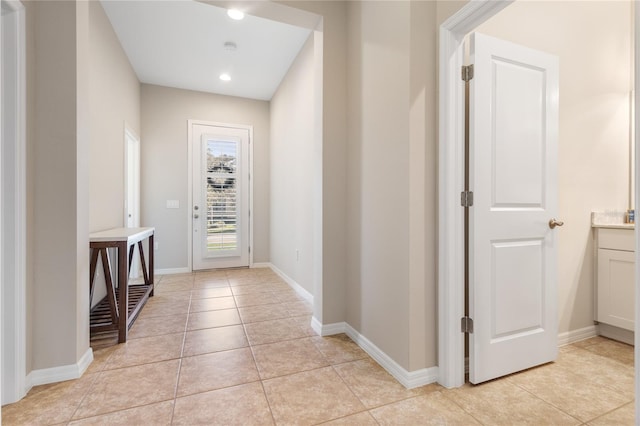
[
  {"x1": 89, "y1": 1, "x2": 140, "y2": 233},
  {"x1": 279, "y1": 0, "x2": 349, "y2": 326},
  {"x1": 278, "y1": 0, "x2": 440, "y2": 372},
  {"x1": 408, "y1": 1, "x2": 438, "y2": 371},
  {"x1": 88, "y1": 0, "x2": 141, "y2": 307},
  {"x1": 140, "y1": 85, "x2": 271, "y2": 269},
  {"x1": 477, "y1": 1, "x2": 633, "y2": 334},
  {"x1": 344, "y1": 0, "x2": 439, "y2": 371},
  {"x1": 29, "y1": 0, "x2": 90, "y2": 370},
  {"x1": 270, "y1": 34, "x2": 317, "y2": 293},
  {"x1": 346, "y1": 0, "x2": 412, "y2": 368}
]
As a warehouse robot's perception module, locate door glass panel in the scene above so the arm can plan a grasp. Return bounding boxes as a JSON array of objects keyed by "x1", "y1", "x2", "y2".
[{"x1": 206, "y1": 140, "x2": 238, "y2": 255}]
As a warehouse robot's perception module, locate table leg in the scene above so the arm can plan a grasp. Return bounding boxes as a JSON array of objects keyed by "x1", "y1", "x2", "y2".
[
  {"x1": 149, "y1": 233, "x2": 154, "y2": 296},
  {"x1": 89, "y1": 248, "x2": 99, "y2": 306},
  {"x1": 117, "y1": 241, "x2": 129, "y2": 343},
  {"x1": 138, "y1": 241, "x2": 149, "y2": 285},
  {"x1": 128, "y1": 244, "x2": 135, "y2": 276},
  {"x1": 101, "y1": 248, "x2": 119, "y2": 323}
]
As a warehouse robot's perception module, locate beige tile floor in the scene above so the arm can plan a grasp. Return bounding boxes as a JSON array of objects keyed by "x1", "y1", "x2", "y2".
[{"x1": 2, "y1": 268, "x2": 635, "y2": 425}]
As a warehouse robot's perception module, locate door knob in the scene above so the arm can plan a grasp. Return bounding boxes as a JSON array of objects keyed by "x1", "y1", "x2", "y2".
[
  {"x1": 194, "y1": 214, "x2": 199, "y2": 219},
  {"x1": 548, "y1": 218, "x2": 564, "y2": 229}
]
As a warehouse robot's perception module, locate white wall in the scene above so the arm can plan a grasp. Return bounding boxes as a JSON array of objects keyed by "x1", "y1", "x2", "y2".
[
  {"x1": 270, "y1": 34, "x2": 317, "y2": 293},
  {"x1": 89, "y1": 1, "x2": 140, "y2": 233},
  {"x1": 477, "y1": 0, "x2": 633, "y2": 335},
  {"x1": 140, "y1": 85, "x2": 270, "y2": 270}
]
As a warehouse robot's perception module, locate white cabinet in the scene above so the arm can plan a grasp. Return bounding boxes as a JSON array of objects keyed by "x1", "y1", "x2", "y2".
[{"x1": 595, "y1": 227, "x2": 635, "y2": 333}]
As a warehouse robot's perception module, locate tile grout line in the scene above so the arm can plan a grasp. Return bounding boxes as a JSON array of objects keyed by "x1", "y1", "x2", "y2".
[
  {"x1": 231, "y1": 271, "x2": 280, "y2": 424},
  {"x1": 169, "y1": 279, "x2": 195, "y2": 425},
  {"x1": 64, "y1": 365, "x2": 104, "y2": 424},
  {"x1": 506, "y1": 377, "x2": 589, "y2": 424},
  {"x1": 326, "y1": 362, "x2": 380, "y2": 423},
  {"x1": 583, "y1": 400, "x2": 635, "y2": 424},
  {"x1": 239, "y1": 279, "x2": 320, "y2": 426},
  {"x1": 438, "y1": 389, "x2": 490, "y2": 425}
]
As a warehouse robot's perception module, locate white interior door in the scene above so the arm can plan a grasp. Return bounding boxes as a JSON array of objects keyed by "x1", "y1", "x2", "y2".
[
  {"x1": 125, "y1": 130, "x2": 140, "y2": 229},
  {"x1": 124, "y1": 128, "x2": 140, "y2": 278},
  {"x1": 192, "y1": 123, "x2": 249, "y2": 270},
  {"x1": 468, "y1": 32, "x2": 560, "y2": 384}
]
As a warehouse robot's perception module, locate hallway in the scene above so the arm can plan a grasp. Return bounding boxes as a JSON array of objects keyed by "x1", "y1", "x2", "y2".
[{"x1": 2, "y1": 268, "x2": 634, "y2": 425}]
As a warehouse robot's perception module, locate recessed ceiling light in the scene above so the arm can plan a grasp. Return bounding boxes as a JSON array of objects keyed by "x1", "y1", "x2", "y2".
[
  {"x1": 227, "y1": 9, "x2": 244, "y2": 20},
  {"x1": 219, "y1": 73, "x2": 231, "y2": 82}
]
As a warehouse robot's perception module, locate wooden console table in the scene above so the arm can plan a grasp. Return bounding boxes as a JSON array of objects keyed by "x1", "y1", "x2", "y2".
[{"x1": 89, "y1": 227, "x2": 154, "y2": 343}]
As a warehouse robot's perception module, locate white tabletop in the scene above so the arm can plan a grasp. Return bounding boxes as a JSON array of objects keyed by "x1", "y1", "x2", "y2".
[{"x1": 89, "y1": 227, "x2": 155, "y2": 244}]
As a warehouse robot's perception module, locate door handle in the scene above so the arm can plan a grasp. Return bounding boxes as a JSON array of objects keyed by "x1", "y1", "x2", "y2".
[
  {"x1": 194, "y1": 214, "x2": 199, "y2": 219},
  {"x1": 548, "y1": 218, "x2": 564, "y2": 229}
]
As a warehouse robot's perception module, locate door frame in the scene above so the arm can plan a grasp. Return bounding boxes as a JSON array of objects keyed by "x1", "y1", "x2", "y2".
[
  {"x1": 1, "y1": 0, "x2": 27, "y2": 405},
  {"x1": 437, "y1": 0, "x2": 514, "y2": 389},
  {"x1": 187, "y1": 120, "x2": 254, "y2": 271}
]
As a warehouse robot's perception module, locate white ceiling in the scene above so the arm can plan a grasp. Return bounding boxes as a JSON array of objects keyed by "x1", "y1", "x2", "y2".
[{"x1": 100, "y1": 1, "x2": 312, "y2": 101}]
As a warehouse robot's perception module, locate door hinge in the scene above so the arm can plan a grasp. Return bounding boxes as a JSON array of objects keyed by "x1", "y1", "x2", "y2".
[
  {"x1": 460, "y1": 191, "x2": 474, "y2": 207},
  {"x1": 461, "y1": 316, "x2": 474, "y2": 334},
  {"x1": 461, "y1": 64, "x2": 474, "y2": 82}
]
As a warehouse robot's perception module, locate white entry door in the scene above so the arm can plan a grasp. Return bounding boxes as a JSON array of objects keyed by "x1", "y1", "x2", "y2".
[
  {"x1": 468, "y1": 32, "x2": 560, "y2": 384},
  {"x1": 192, "y1": 123, "x2": 250, "y2": 270}
]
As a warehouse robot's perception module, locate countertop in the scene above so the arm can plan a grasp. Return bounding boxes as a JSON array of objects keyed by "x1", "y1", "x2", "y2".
[{"x1": 591, "y1": 211, "x2": 635, "y2": 229}]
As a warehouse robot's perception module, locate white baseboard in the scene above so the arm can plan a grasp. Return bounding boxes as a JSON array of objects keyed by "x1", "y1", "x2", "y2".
[
  {"x1": 251, "y1": 262, "x2": 271, "y2": 268},
  {"x1": 313, "y1": 319, "x2": 347, "y2": 336},
  {"x1": 268, "y1": 263, "x2": 313, "y2": 303},
  {"x1": 310, "y1": 319, "x2": 438, "y2": 389},
  {"x1": 26, "y1": 347, "x2": 93, "y2": 389},
  {"x1": 343, "y1": 323, "x2": 438, "y2": 389},
  {"x1": 155, "y1": 267, "x2": 191, "y2": 275},
  {"x1": 310, "y1": 316, "x2": 323, "y2": 335},
  {"x1": 557, "y1": 325, "x2": 598, "y2": 346}
]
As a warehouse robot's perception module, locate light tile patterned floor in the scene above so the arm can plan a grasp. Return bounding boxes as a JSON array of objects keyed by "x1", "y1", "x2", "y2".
[{"x1": 2, "y1": 268, "x2": 635, "y2": 425}]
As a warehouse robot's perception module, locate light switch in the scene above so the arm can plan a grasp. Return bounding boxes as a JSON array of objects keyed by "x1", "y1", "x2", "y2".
[{"x1": 166, "y1": 200, "x2": 180, "y2": 209}]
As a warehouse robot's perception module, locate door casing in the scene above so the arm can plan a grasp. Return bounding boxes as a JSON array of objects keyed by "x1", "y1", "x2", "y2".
[
  {"x1": 438, "y1": 0, "x2": 514, "y2": 389},
  {"x1": 187, "y1": 119, "x2": 254, "y2": 271},
  {"x1": 1, "y1": 0, "x2": 27, "y2": 405}
]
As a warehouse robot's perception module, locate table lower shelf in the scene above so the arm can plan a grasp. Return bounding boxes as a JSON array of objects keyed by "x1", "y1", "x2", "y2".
[{"x1": 90, "y1": 284, "x2": 153, "y2": 334}]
